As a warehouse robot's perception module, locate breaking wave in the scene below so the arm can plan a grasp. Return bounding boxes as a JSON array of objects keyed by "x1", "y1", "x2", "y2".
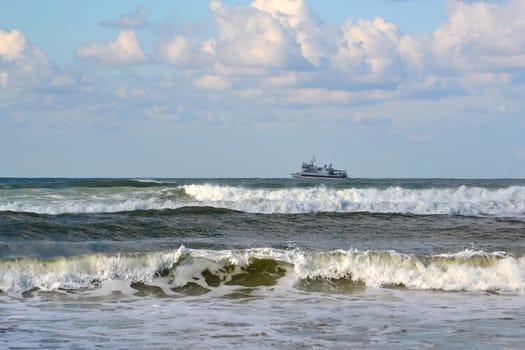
[
  {"x1": 1, "y1": 247, "x2": 524, "y2": 296},
  {"x1": 183, "y1": 184, "x2": 525, "y2": 216},
  {"x1": 1, "y1": 184, "x2": 524, "y2": 217}
]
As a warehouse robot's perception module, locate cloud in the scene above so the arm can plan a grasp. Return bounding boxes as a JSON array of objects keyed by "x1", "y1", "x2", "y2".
[
  {"x1": 193, "y1": 74, "x2": 231, "y2": 90},
  {"x1": 251, "y1": 0, "x2": 315, "y2": 29},
  {"x1": 76, "y1": 30, "x2": 148, "y2": 65},
  {"x1": 0, "y1": 29, "x2": 54, "y2": 89},
  {"x1": 250, "y1": 0, "x2": 335, "y2": 66},
  {"x1": 75, "y1": 0, "x2": 525, "y2": 106},
  {"x1": 430, "y1": 0, "x2": 525, "y2": 72},
  {"x1": 398, "y1": 34, "x2": 429, "y2": 73},
  {"x1": 101, "y1": 6, "x2": 149, "y2": 29},
  {"x1": 189, "y1": 2, "x2": 395, "y2": 96},
  {"x1": 282, "y1": 88, "x2": 354, "y2": 105},
  {"x1": 158, "y1": 35, "x2": 194, "y2": 65},
  {"x1": 145, "y1": 104, "x2": 184, "y2": 121},
  {"x1": 0, "y1": 29, "x2": 27, "y2": 61},
  {"x1": 7, "y1": 0, "x2": 525, "y2": 131},
  {"x1": 208, "y1": 0, "x2": 306, "y2": 69},
  {"x1": 335, "y1": 17, "x2": 401, "y2": 75}
]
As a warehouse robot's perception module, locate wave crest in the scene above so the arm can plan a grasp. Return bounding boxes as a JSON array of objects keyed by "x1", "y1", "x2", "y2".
[
  {"x1": 183, "y1": 184, "x2": 525, "y2": 217},
  {"x1": 1, "y1": 184, "x2": 524, "y2": 216},
  {"x1": 1, "y1": 247, "x2": 524, "y2": 296}
]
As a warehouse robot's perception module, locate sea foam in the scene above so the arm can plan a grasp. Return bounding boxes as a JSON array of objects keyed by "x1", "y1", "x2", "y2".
[
  {"x1": 1, "y1": 247, "x2": 524, "y2": 295},
  {"x1": 183, "y1": 184, "x2": 525, "y2": 217},
  {"x1": 1, "y1": 184, "x2": 524, "y2": 217}
]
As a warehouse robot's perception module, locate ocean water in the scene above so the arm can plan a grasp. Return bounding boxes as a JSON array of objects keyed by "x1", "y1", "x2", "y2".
[{"x1": 1, "y1": 177, "x2": 525, "y2": 349}]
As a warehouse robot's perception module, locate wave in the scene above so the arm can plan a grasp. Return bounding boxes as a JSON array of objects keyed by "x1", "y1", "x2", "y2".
[
  {"x1": 0, "y1": 178, "x2": 171, "y2": 190},
  {"x1": 1, "y1": 247, "x2": 524, "y2": 296},
  {"x1": 1, "y1": 184, "x2": 524, "y2": 217},
  {"x1": 0, "y1": 187, "x2": 190, "y2": 215},
  {"x1": 182, "y1": 184, "x2": 525, "y2": 217}
]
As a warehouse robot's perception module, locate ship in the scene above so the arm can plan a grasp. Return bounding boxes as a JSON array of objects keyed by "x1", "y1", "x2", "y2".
[{"x1": 291, "y1": 157, "x2": 348, "y2": 179}]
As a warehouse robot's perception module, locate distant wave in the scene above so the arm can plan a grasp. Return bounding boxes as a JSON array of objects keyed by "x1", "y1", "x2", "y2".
[
  {"x1": 0, "y1": 187, "x2": 190, "y2": 215},
  {"x1": 1, "y1": 184, "x2": 524, "y2": 217},
  {"x1": 1, "y1": 247, "x2": 523, "y2": 295},
  {"x1": 183, "y1": 184, "x2": 525, "y2": 217},
  {"x1": 0, "y1": 178, "x2": 171, "y2": 190}
]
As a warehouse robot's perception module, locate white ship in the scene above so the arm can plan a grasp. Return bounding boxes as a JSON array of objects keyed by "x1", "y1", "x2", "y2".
[{"x1": 292, "y1": 157, "x2": 348, "y2": 179}]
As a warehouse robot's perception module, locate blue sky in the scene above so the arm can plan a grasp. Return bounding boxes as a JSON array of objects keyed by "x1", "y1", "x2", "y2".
[{"x1": 1, "y1": 0, "x2": 524, "y2": 178}]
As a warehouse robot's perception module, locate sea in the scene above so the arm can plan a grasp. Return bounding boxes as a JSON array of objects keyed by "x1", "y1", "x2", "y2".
[{"x1": 1, "y1": 177, "x2": 525, "y2": 349}]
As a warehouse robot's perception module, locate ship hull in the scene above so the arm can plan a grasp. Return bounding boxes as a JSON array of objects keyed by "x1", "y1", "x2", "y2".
[{"x1": 292, "y1": 173, "x2": 347, "y2": 180}]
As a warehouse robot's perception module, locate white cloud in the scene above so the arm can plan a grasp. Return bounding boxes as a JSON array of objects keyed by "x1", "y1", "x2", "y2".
[
  {"x1": 76, "y1": 30, "x2": 147, "y2": 65},
  {"x1": 0, "y1": 29, "x2": 27, "y2": 62},
  {"x1": 282, "y1": 88, "x2": 354, "y2": 105},
  {"x1": 208, "y1": 62, "x2": 267, "y2": 77},
  {"x1": 145, "y1": 104, "x2": 183, "y2": 121},
  {"x1": 266, "y1": 73, "x2": 298, "y2": 87},
  {"x1": 4, "y1": 0, "x2": 525, "y2": 179},
  {"x1": 158, "y1": 35, "x2": 193, "y2": 65},
  {"x1": 336, "y1": 17, "x2": 400, "y2": 75},
  {"x1": 209, "y1": 1, "x2": 304, "y2": 68},
  {"x1": 151, "y1": 0, "x2": 525, "y2": 108},
  {"x1": 202, "y1": 39, "x2": 216, "y2": 55},
  {"x1": 398, "y1": 34, "x2": 429, "y2": 73},
  {"x1": 193, "y1": 74, "x2": 231, "y2": 90},
  {"x1": 250, "y1": 0, "x2": 334, "y2": 66},
  {"x1": 0, "y1": 29, "x2": 54, "y2": 89},
  {"x1": 251, "y1": 0, "x2": 313, "y2": 29},
  {"x1": 7, "y1": 0, "x2": 525, "y2": 128},
  {"x1": 430, "y1": 0, "x2": 525, "y2": 72}
]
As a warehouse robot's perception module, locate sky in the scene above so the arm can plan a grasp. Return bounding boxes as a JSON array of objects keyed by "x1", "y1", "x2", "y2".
[{"x1": 1, "y1": 0, "x2": 524, "y2": 178}]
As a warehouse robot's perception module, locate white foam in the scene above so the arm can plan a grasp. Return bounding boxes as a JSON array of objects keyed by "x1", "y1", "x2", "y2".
[
  {"x1": 1, "y1": 247, "x2": 523, "y2": 294},
  {"x1": 0, "y1": 187, "x2": 189, "y2": 215},
  {"x1": 0, "y1": 248, "x2": 185, "y2": 293},
  {"x1": 291, "y1": 249, "x2": 525, "y2": 293},
  {"x1": 183, "y1": 184, "x2": 525, "y2": 217},
  {"x1": 178, "y1": 248, "x2": 525, "y2": 293},
  {"x1": 1, "y1": 184, "x2": 524, "y2": 216}
]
